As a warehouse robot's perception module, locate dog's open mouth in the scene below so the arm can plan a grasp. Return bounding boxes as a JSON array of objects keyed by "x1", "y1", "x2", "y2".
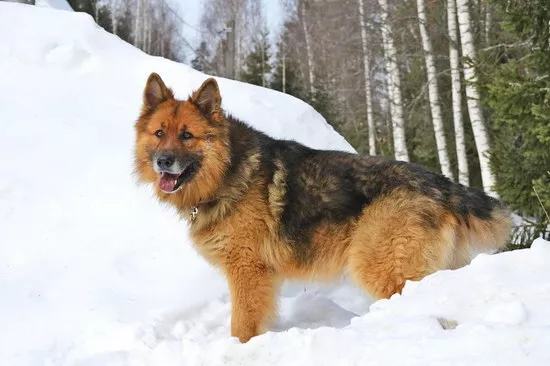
[{"x1": 158, "y1": 163, "x2": 196, "y2": 193}]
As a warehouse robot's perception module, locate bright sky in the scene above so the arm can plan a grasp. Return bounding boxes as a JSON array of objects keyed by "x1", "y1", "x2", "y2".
[{"x1": 175, "y1": 0, "x2": 283, "y2": 58}]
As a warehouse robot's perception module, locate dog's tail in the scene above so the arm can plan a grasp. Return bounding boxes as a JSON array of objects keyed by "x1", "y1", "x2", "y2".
[{"x1": 458, "y1": 201, "x2": 512, "y2": 254}]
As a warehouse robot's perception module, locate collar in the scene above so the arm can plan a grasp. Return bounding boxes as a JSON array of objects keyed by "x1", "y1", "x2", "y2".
[{"x1": 190, "y1": 199, "x2": 219, "y2": 221}]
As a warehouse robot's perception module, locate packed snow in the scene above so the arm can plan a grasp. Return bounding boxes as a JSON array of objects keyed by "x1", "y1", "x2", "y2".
[{"x1": 1, "y1": 2, "x2": 549, "y2": 366}]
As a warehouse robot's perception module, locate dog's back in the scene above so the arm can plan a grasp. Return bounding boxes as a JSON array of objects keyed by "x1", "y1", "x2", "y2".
[{"x1": 258, "y1": 137, "x2": 511, "y2": 297}]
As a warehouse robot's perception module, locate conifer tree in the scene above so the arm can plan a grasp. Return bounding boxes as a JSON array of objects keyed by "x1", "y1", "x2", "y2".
[
  {"x1": 487, "y1": 0, "x2": 550, "y2": 219},
  {"x1": 271, "y1": 41, "x2": 306, "y2": 100},
  {"x1": 191, "y1": 41, "x2": 212, "y2": 74},
  {"x1": 241, "y1": 31, "x2": 271, "y2": 87}
]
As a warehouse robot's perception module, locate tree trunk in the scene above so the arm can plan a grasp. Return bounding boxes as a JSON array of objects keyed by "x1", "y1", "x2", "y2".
[
  {"x1": 484, "y1": 2, "x2": 492, "y2": 45},
  {"x1": 234, "y1": 17, "x2": 240, "y2": 80},
  {"x1": 111, "y1": 0, "x2": 118, "y2": 36},
  {"x1": 301, "y1": 0, "x2": 316, "y2": 102},
  {"x1": 416, "y1": 0, "x2": 454, "y2": 179},
  {"x1": 146, "y1": 1, "x2": 152, "y2": 54},
  {"x1": 143, "y1": 3, "x2": 149, "y2": 53},
  {"x1": 456, "y1": 0, "x2": 497, "y2": 195},
  {"x1": 358, "y1": 0, "x2": 376, "y2": 156},
  {"x1": 134, "y1": 0, "x2": 142, "y2": 48},
  {"x1": 447, "y1": 0, "x2": 469, "y2": 186},
  {"x1": 378, "y1": 0, "x2": 409, "y2": 162},
  {"x1": 282, "y1": 40, "x2": 286, "y2": 93},
  {"x1": 261, "y1": 37, "x2": 266, "y2": 87},
  {"x1": 94, "y1": 1, "x2": 99, "y2": 22}
]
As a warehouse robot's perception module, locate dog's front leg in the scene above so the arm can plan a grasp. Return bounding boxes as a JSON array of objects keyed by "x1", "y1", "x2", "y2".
[{"x1": 226, "y1": 257, "x2": 277, "y2": 343}]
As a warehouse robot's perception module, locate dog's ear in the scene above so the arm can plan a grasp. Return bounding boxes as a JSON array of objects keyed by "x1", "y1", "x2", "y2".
[
  {"x1": 191, "y1": 78, "x2": 222, "y2": 122},
  {"x1": 142, "y1": 73, "x2": 174, "y2": 113}
]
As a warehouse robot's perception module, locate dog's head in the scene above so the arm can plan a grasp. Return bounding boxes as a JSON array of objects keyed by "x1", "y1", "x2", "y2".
[{"x1": 134, "y1": 73, "x2": 230, "y2": 206}]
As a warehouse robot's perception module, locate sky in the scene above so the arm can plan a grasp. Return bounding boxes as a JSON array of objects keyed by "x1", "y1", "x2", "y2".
[{"x1": 175, "y1": 0, "x2": 284, "y2": 60}]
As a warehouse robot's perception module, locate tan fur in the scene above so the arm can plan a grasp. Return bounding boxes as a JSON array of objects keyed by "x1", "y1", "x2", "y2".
[{"x1": 346, "y1": 190, "x2": 455, "y2": 298}]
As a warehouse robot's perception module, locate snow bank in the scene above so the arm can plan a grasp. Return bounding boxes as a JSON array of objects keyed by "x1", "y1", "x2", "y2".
[{"x1": 1, "y1": 3, "x2": 549, "y2": 366}]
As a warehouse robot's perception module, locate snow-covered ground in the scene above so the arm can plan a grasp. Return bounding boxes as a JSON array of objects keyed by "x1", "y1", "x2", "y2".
[{"x1": 1, "y1": 2, "x2": 549, "y2": 366}]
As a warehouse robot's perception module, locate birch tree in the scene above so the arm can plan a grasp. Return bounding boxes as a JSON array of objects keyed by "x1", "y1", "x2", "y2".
[
  {"x1": 358, "y1": 0, "x2": 376, "y2": 156},
  {"x1": 281, "y1": 40, "x2": 286, "y2": 93},
  {"x1": 134, "y1": 0, "x2": 142, "y2": 48},
  {"x1": 378, "y1": 0, "x2": 409, "y2": 161},
  {"x1": 143, "y1": 0, "x2": 151, "y2": 53},
  {"x1": 110, "y1": 0, "x2": 119, "y2": 36},
  {"x1": 484, "y1": 2, "x2": 492, "y2": 45},
  {"x1": 416, "y1": 0, "x2": 453, "y2": 179},
  {"x1": 300, "y1": 0, "x2": 316, "y2": 101},
  {"x1": 457, "y1": 0, "x2": 497, "y2": 195},
  {"x1": 447, "y1": 0, "x2": 469, "y2": 185}
]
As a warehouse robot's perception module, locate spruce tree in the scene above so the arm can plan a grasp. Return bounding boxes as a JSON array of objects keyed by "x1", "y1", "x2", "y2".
[
  {"x1": 241, "y1": 31, "x2": 271, "y2": 87},
  {"x1": 271, "y1": 42, "x2": 306, "y2": 100},
  {"x1": 487, "y1": 0, "x2": 550, "y2": 224},
  {"x1": 191, "y1": 41, "x2": 212, "y2": 74}
]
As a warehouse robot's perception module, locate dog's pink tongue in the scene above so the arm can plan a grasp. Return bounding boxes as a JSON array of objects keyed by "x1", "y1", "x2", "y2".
[{"x1": 159, "y1": 173, "x2": 178, "y2": 192}]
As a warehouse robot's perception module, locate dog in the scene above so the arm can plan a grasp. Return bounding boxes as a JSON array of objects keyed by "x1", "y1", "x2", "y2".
[{"x1": 134, "y1": 73, "x2": 511, "y2": 343}]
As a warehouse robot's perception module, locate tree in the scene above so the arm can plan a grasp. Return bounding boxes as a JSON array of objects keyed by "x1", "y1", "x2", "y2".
[
  {"x1": 378, "y1": 0, "x2": 409, "y2": 162},
  {"x1": 300, "y1": 0, "x2": 316, "y2": 101},
  {"x1": 447, "y1": 0, "x2": 469, "y2": 186},
  {"x1": 67, "y1": 0, "x2": 185, "y2": 63},
  {"x1": 457, "y1": 0, "x2": 497, "y2": 195},
  {"x1": 357, "y1": 0, "x2": 376, "y2": 156},
  {"x1": 241, "y1": 31, "x2": 271, "y2": 87},
  {"x1": 487, "y1": 0, "x2": 550, "y2": 220},
  {"x1": 191, "y1": 41, "x2": 212, "y2": 74},
  {"x1": 67, "y1": 0, "x2": 95, "y2": 16},
  {"x1": 200, "y1": 0, "x2": 262, "y2": 80},
  {"x1": 272, "y1": 43, "x2": 303, "y2": 97},
  {"x1": 416, "y1": 0, "x2": 454, "y2": 179},
  {"x1": 134, "y1": 0, "x2": 142, "y2": 48}
]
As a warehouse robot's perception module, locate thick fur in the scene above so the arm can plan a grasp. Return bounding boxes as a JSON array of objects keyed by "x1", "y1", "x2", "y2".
[{"x1": 134, "y1": 74, "x2": 512, "y2": 343}]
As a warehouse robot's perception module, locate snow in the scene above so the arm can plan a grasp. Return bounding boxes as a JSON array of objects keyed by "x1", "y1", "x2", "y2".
[{"x1": 0, "y1": 3, "x2": 549, "y2": 366}]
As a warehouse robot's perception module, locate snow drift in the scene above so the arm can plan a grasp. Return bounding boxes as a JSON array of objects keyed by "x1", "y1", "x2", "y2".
[{"x1": 0, "y1": 3, "x2": 549, "y2": 366}]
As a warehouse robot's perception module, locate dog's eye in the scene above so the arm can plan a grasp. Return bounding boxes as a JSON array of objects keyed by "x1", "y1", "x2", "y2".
[
  {"x1": 154, "y1": 130, "x2": 164, "y2": 138},
  {"x1": 180, "y1": 131, "x2": 193, "y2": 140}
]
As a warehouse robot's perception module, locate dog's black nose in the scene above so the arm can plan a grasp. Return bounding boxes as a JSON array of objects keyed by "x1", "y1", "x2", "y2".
[{"x1": 156, "y1": 154, "x2": 175, "y2": 170}]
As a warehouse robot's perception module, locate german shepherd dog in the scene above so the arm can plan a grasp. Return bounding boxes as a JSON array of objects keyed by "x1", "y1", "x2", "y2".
[{"x1": 134, "y1": 73, "x2": 511, "y2": 343}]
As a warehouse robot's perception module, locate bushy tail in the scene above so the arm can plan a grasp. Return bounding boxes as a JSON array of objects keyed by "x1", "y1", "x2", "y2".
[{"x1": 460, "y1": 205, "x2": 512, "y2": 253}]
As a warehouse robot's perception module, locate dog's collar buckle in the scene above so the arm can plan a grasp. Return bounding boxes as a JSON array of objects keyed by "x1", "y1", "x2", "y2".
[{"x1": 190, "y1": 206, "x2": 199, "y2": 221}]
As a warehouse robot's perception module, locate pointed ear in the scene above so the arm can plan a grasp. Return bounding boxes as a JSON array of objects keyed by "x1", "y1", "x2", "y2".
[
  {"x1": 142, "y1": 73, "x2": 174, "y2": 113},
  {"x1": 191, "y1": 78, "x2": 222, "y2": 120}
]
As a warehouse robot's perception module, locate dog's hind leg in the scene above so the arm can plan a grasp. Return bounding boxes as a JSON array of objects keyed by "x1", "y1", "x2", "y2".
[{"x1": 346, "y1": 191, "x2": 456, "y2": 299}]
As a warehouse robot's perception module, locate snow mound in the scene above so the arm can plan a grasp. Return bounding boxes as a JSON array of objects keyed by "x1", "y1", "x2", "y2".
[{"x1": 1, "y1": 3, "x2": 549, "y2": 366}]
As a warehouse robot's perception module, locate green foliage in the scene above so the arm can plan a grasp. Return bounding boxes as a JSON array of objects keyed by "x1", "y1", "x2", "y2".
[
  {"x1": 191, "y1": 41, "x2": 212, "y2": 74},
  {"x1": 496, "y1": 0, "x2": 550, "y2": 51},
  {"x1": 241, "y1": 31, "x2": 271, "y2": 87},
  {"x1": 271, "y1": 45, "x2": 306, "y2": 100},
  {"x1": 503, "y1": 219, "x2": 549, "y2": 251},
  {"x1": 96, "y1": 4, "x2": 112, "y2": 33},
  {"x1": 113, "y1": 8, "x2": 133, "y2": 44},
  {"x1": 486, "y1": 0, "x2": 550, "y2": 230},
  {"x1": 308, "y1": 87, "x2": 338, "y2": 127},
  {"x1": 67, "y1": 0, "x2": 96, "y2": 17}
]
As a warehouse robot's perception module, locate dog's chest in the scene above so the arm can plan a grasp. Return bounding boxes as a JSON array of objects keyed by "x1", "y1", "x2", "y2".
[{"x1": 189, "y1": 224, "x2": 231, "y2": 267}]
